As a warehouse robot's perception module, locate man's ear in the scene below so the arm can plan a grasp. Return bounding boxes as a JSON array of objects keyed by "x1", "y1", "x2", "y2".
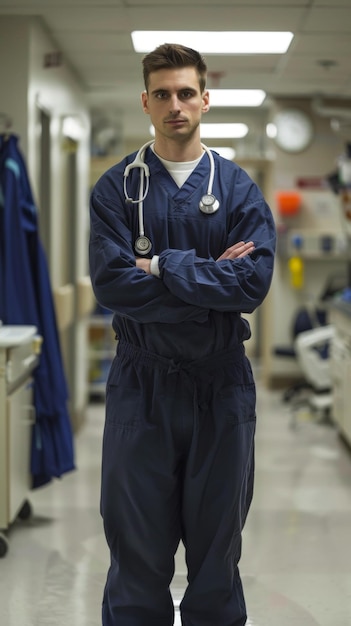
[
  {"x1": 202, "y1": 90, "x2": 210, "y2": 113},
  {"x1": 141, "y1": 91, "x2": 149, "y2": 114}
]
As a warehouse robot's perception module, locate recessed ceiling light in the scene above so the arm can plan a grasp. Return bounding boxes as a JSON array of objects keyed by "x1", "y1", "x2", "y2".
[
  {"x1": 131, "y1": 31, "x2": 293, "y2": 54},
  {"x1": 266, "y1": 122, "x2": 277, "y2": 139},
  {"x1": 210, "y1": 89, "x2": 266, "y2": 107}
]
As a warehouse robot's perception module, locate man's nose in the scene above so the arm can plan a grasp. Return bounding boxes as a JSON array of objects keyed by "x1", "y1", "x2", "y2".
[{"x1": 169, "y1": 95, "x2": 181, "y2": 113}]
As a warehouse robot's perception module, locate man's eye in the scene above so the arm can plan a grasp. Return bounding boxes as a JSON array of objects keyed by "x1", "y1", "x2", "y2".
[
  {"x1": 181, "y1": 91, "x2": 194, "y2": 99},
  {"x1": 155, "y1": 92, "x2": 167, "y2": 99}
]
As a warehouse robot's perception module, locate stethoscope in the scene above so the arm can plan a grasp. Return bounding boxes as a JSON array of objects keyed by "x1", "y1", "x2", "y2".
[{"x1": 123, "y1": 140, "x2": 220, "y2": 255}]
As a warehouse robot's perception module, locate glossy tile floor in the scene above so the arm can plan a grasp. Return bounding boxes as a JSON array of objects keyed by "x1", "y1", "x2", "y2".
[{"x1": 1, "y1": 369, "x2": 351, "y2": 626}]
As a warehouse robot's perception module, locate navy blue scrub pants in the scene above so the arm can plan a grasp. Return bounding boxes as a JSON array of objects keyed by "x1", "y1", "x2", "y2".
[{"x1": 101, "y1": 340, "x2": 256, "y2": 626}]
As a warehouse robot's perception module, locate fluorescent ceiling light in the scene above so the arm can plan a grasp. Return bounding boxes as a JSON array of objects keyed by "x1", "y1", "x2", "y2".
[
  {"x1": 149, "y1": 123, "x2": 248, "y2": 138},
  {"x1": 131, "y1": 31, "x2": 293, "y2": 54},
  {"x1": 210, "y1": 147, "x2": 236, "y2": 160},
  {"x1": 210, "y1": 89, "x2": 266, "y2": 107},
  {"x1": 200, "y1": 123, "x2": 248, "y2": 138}
]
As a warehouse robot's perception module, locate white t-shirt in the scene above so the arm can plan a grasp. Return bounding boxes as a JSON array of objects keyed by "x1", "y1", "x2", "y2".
[{"x1": 151, "y1": 143, "x2": 205, "y2": 187}]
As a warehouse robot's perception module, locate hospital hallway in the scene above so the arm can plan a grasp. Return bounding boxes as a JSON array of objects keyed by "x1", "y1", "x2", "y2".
[{"x1": 1, "y1": 365, "x2": 351, "y2": 626}]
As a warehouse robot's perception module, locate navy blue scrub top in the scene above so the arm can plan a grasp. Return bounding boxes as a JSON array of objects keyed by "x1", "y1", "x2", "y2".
[{"x1": 89, "y1": 147, "x2": 276, "y2": 361}]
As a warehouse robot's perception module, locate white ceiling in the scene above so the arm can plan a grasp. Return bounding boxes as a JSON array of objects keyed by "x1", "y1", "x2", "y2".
[{"x1": 1, "y1": 0, "x2": 351, "y2": 144}]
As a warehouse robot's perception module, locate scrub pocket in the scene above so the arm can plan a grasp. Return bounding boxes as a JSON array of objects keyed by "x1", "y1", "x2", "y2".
[
  {"x1": 218, "y1": 383, "x2": 256, "y2": 425},
  {"x1": 105, "y1": 355, "x2": 144, "y2": 431},
  {"x1": 216, "y1": 356, "x2": 256, "y2": 425}
]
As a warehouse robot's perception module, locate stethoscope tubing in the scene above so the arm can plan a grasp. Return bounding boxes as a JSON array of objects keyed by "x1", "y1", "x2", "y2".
[{"x1": 123, "y1": 141, "x2": 219, "y2": 255}]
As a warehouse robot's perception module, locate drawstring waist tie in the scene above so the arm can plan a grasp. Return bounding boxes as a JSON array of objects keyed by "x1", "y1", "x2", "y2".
[{"x1": 116, "y1": 339, "x2": 245, "y2": 382}]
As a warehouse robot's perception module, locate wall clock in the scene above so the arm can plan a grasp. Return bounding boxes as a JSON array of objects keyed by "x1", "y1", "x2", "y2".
[{"x1": 272, "y1": 109, "x2": 314, "y2": 153}]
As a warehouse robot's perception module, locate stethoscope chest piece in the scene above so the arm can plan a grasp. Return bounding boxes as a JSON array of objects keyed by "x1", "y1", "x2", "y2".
[
  {"x1": 124, "y1": 141, "x2": 221, "y2": 253},
  {"x1": 199, "y1": 193, "x2": 220, "y2": 214},
  {"x1": 135, "y1": 235, "x2": 152, "y2": 255}
]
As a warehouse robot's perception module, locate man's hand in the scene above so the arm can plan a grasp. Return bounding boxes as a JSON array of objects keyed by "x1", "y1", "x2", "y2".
[
  {"x1": 136, "y1": 241, "x2": 254, "y2": 272},
  {"x1": 136, "y1": 257, "x2": 152, "y2": 274},
  {"x1": 216, "y1": 241, "x2": 255, "y2": 262}
]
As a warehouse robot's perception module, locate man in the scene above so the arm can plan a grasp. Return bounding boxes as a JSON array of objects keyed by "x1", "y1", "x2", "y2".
[{"x1": 89, "y1": 43, "x2": 276, "y2": 626}]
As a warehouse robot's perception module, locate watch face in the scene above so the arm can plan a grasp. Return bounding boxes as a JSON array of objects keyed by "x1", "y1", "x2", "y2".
[{"x1": 273, "y1": 109, "x2": 314, "y2": 153}]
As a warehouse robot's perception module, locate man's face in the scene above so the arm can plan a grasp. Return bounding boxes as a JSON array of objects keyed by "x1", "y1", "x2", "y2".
[{"x1": 141, "y1": 67, "x2": 209, "y2": 142}]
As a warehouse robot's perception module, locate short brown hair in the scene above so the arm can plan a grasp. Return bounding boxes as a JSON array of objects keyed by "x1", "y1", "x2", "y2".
[{"x1": 142, "y1": 43, "x2": 207, "y2": 92}]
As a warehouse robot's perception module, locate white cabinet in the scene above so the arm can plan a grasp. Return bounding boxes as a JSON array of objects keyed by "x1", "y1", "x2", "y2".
[
  {"x1": 330, "y1": 302, "x2": 351, "y2": 446},
  {"x1": 7, "y1": 379, "x2": 34, "y2": 522},
  {"x1": 0, "y1": 326, "x2": 40, "y2": 557}
]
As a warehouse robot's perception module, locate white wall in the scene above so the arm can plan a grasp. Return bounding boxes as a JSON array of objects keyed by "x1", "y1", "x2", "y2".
[
  {"x1": 0, "y1": 16, "x2": 92, "y2": 428},
  {"x1": 0, "y1": 18, "x2": 29, "y2": 149},
  {"x1": 27, "y1": 17, "x2": 90, "y2": 283}
]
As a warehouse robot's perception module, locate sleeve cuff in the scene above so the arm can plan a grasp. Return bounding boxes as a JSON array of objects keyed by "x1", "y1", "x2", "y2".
[{"x1": 150, "y1": 255, "x2": 160, "y2": 277}]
